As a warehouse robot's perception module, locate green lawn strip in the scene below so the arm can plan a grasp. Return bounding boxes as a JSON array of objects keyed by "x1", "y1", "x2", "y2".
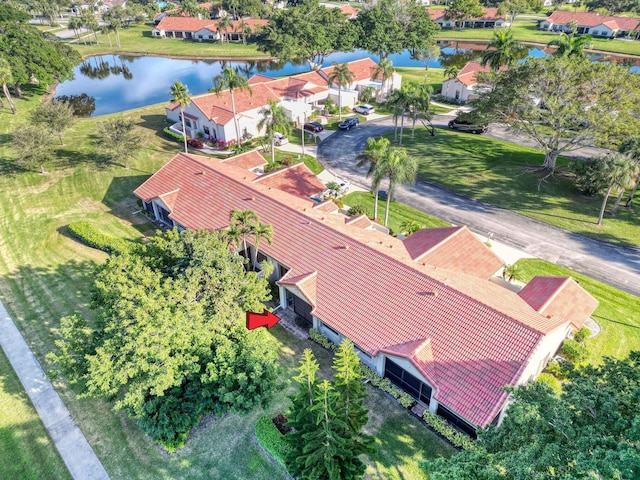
[
  {"x1": 71, "y1": 23, "x2": 268, "y2": 58},
  {"x1": 437, "y1": 21, "x2": 640, "y2": 56},
  {"x1": 273, "y1": 150, "x2": 324, "y2": 174},
  {"x1": 514, "y1": 259, "x2": 640, "y2": 365},
  {"x1": 390, "y1": 127, "x2": 640, "y2": 247},
  {"x1": 395, "y1": 67, "x2": 445, "y2": 94},
  {"x1": 0, "y1": 348, "x2": 71, "y2": 480},
  {"x1": 342, "y1": 191, "x2": 450, "y2": 235}
]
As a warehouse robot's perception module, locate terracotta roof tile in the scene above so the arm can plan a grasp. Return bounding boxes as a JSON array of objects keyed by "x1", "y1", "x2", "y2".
[
  {"x1": 279, "y1": 270, "x2": 318, "y2": 306},
  {"x1": 222, "y1": 150, "x2": 267, "y2": 170},
  {"x1": 321, "y1": 58, "x2": 382, "y2": 83},
  {"x1": 133, "y1": 152, "x2": 592, "y2": 427},
  {"x1": 345, "y1": 214, "x2": 372, "y2": 229},
  {"x1": 546, "y1": 11, "x2": 640, "y2": 30},
  {"x1": 252, "y1": 163, "x2": 326, "y2": 198}
]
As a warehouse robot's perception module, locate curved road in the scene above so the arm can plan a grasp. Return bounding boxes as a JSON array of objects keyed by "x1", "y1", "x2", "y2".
[{"x1": 317, "y1": 116, "x2": 640, "y2": 298}]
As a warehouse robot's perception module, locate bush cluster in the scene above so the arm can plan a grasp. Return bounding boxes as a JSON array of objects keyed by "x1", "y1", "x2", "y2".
[
  {"x1": 562, "y1": 339, "x2": 588, "y2": 364},
  {"x1": 255, "y1": 415, "x2": 292, "y2": 467},
  {"x1": 163, "y1": 127, "x2": 185, "y2": 143},
  {"x1": 360, "y1": 364, "x2": 414, "y2": 408},
  {"x1": 309, "y1": 328, "x2": 339, "y2": 352},
  {"x1": 68, "y1": 221, "x2": 132, "y2": 255},
  {"x1": 422, "y1": 412, "x2": 476, "y2": 451},
  {"x1": 346, "y1": 204, "x2": 367, "y2": 217},
  {"x1": 187, "y1": 138, "x2": 204, "y2": 148}
]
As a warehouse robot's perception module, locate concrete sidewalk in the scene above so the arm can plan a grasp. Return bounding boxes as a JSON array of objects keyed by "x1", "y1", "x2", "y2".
[{"x1": 0, "y1": 301, "x2": 110, "y2": 480}]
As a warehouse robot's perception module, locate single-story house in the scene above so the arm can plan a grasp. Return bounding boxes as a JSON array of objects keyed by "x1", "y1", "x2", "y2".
[
  {"x1": 429, "y1": 8, "x2": 507, "y2": 29},
  {"x1": 152, "y1": 16, "x2": 267, "y2": 41},
  {"x1": 539, "y1": 11, "x2": 640, "y2": 38},
  {"x1": 134, "y1": 151, "x2": 598, "y2": 436},
  {"x1": 441, "y1": 61, "x2": 502, "y2": 102},
  {"x1": 153, "y1": 2, "x2": 214, "y2": 24},
  {"x1": 166, "y1": 58, "x2": 401, "y2": 143},
  {"x1": 320, "y1": 3, "x2": 359, "y2": 19}
]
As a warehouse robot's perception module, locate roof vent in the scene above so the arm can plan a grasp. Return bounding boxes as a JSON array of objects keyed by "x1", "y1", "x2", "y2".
[
  {"x1": 196, "y1": 170, "x2": 205, "y2": 175},
  {"x1": 342, "y1": 244, "x2": 349, "y2": 250},
  {"x1": 423, "y1": 291, "x2": 438, "y2": 297}
]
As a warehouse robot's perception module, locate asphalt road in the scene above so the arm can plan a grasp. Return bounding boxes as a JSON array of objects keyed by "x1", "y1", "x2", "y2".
[{"x1": 317, "y1": 116, "x2": 640, "y2": 298}]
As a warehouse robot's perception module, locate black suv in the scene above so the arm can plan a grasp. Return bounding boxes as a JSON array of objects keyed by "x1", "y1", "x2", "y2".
[{"x1": 448, "y1": 119, "x2": 487, "y2": 134}]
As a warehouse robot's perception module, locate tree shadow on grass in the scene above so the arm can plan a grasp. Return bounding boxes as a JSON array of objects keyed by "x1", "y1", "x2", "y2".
[{"x1": 101, "y1": 175, "x2": 157, "y2": 234}]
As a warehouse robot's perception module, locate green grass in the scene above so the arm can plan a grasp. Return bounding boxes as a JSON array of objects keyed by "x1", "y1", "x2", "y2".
[
  {"x1": 0, "y1": 85, "x2": 451, "y2": 479},
  {"x1": 395, "y1": 67, "x2": 445, "y2": 95},
  {"x1": 0, "y1": 348, "x2": 71, "y2": 480},
  {"x1": 515, "y1": 259, "x2": 640, "y2": 364},
  {"x1": 342, "y1": 191, "x2": 450, "y2": 235},
  {"x1": 71, "y1": 23, "x2": 268, "y2": 58},
  {"x1": 437, "y1": 21, "x2": 640, "y2": 56},
  {"x1": 391, "y1": 127, "x2": 640, "y2": 247}
]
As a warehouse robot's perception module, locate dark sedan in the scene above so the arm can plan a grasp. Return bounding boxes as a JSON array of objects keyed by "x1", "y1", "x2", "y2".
[
  {"x1": 338, "y1": 117, "x2": 360, "y2": 131},
  {"x1": 303, "y1": 121, "x2": 324, "y2": 133}
]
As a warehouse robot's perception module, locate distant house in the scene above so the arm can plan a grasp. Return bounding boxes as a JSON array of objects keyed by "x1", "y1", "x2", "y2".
[
  {"x1": 319, "y1": 3, "x2": 359, "y2": 19},
  {"x1": 165, "y1": 58, "x2": 401, "y2": 143},
  {"x1": 441, "y1": 61, "x2": 501, "y2": 102},
  {"x1": 152, "y1": 16, "x2": 267, "y2": 41},
  {"x1": 539, "y1": 11, "x2": 640, "y2": 38},
  {"x1": 72, "y1": 0, "x2": 126, "y2": 14},
  {"x1": 134, "y1": 150, "x2": 598, "y2": 436},
  {"x1": 429, "y1": 8, "x2": 507, "y2": 29},
  {"x1": 152, "y1": 2, "x2": 214, "y2": 24}
]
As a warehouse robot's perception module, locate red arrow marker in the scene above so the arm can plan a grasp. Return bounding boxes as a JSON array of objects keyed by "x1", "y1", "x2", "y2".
[{"x1": 246, "y1": 309, "x2": 281, "y2": 330}]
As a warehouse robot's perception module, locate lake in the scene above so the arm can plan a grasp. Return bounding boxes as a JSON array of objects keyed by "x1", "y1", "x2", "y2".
[{"x1": 55, "y1": 42, "x2": 639, "y2": 116}]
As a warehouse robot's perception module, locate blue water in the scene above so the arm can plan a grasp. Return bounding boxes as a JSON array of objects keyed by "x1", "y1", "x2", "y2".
[{"x1": 55, "y1": 43, "x2": 638, "y2": 116}]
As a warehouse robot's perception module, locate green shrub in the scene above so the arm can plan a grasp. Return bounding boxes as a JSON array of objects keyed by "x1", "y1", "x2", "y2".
[
  {"x1": 422, "y1": 412, "x2": 476, "y2": 451},
  {"x1": 309, "y1": 328, "x2": 339, "y2": 352},
  {"x1": 163, "y1": 127, "x2": 185, "y2": 143},
  {"x1": 573, "y1": 326, "x2": 591, "y2": 343},
  {"x1": 545, "y1": 360, "x2": 562, "y2": 378},
  {"x1": 255, "y1": 415, "x2": 292, "y2": 467},
  {"x1": 347, "y1": 204, "x2": 367, "y2": 217},
  {"x1": 562, "y1": 339, "x2": 588, "y2": 364},
  {"x1": 68, "y1": 221, "x2": 133, "y2": 255},
  {"x1": 536, "y1": 373, "x2": 562, "y2": 395}
]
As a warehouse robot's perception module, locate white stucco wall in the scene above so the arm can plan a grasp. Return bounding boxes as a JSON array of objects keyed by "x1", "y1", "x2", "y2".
[
  {"x1": 516, "y1": 323, "x2": 571, "y2": 386},
  {"x1": 441, "y1": 78, "x2": 470, "y2": 101}
]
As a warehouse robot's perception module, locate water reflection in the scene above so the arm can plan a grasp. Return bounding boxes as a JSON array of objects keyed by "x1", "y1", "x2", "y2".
[{"x1": 55, "y1": 43, "x2": 640, "y2": 116}]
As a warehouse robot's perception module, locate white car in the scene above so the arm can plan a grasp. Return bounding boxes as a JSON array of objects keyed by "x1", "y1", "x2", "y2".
[
  {"x1": 353, "y1": 104, "x2": 375, "y2": 115},
  {"x1": 273, "y1": 132, "x2": 289, "y2": 146}
]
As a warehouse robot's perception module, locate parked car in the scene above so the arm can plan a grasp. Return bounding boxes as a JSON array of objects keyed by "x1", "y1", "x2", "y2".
[
  {"x1": 353, "y1": 104, "x2": 375, "y2": 115},
  {"x1": 338, "y1": 117, "x2": 360, "y2": 130},
  {"x1": 447, "y1": 119, "x2": 487, "y2": 134},
  {"x1": 273, "y1": 132, "x2": 289, "y2": 146},
  {"x1": 303, "y1": 121, "x2": 324, "y2": 133}
]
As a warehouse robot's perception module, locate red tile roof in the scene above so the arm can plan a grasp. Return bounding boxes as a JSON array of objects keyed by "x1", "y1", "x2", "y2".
[
  {"x1": 518, "y1": 276, "x2": 598, "y2": 330},
  {"x1": 280, "y1": 270, "x2": 318, "y2": 306},
  {"x1": 340, "y1": 4, "x2": 358, "y2": 16},
  {"x1": 345, "y1": 214, "x2": 372, "y2": 229},
  {"x1": 252, "y1": 163, "x2": 326, "y2": 198},
  {"x1": 248, "y1": 74, "x2": 275, "y2": 85},
  {"x1": 321, "y1": 58, "x2": 382, "y2": 83},
  {"x1": 403, "y1": 226, "x2": 503, "y2": 279},
  {"x1": 546, "y1": 11, "x2": 640, "y2": 30},
  {"x1": 134, "y1": 152, "x2": 594, "y2": 427},
  {"x1": 222, "y1": 150, "x2": 267, "y2": 170},
  {"x1": 155, "y1": 16, "x2": 216, "y2": 32},
  {"x1": 449, "y1": 61, "x2": 504, "y2": 87},
  {"x1": 430, "y1": 8, "x2": 505, "y2": 21},
  {"x1": 191, "y1": 83, "x2": 280, "y2": 126}
]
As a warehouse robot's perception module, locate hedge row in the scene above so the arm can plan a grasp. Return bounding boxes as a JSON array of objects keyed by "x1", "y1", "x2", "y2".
[
  {"x1": 422, "y1": 411, "x2": 476, "y2": 451},
  {"x1": 68, "y1": 221, "x2": 132, "y2": 255},
  {"x1": 309, "y1": 328, "x2": 339, "y2": 352},
  {"x1": 163, "y1": 127, "x2": 185, "y2": 143},
  {"x1": 255, "y1": 415, "x2": 292, "y2": 467}
]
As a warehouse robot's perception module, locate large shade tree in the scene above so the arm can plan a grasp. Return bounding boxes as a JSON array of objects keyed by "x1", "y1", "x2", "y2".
[
  {"x1": 169, "y1": 80, "x2": 191, "y2": 153},
  {"x1": 0, "y1": 56, "x2": 16, "y2": 114},
  {"x1": 422, "y1": 351, "x2": 640, "y2": 479},
  {"x1": 211, "y1": 67, "x2": 252, "y2": 149},
  {"x1": 471, "y1": 55, "x2": 640, "y2": 176},
  {"x1": 444, "y1": 0, "x2": 484, "y2": 29},
  {"x1": 49, "y1": 229, "x2": 279, "y2": 450}
]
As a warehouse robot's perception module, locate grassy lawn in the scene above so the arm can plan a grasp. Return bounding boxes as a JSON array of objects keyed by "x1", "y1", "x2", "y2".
[
  {"x1": 71, "y1": 23, "x2": 268, "y2": 58},
  {"x1": 273, "y1": 149, "x2": 324, "y2": 175},
  {"x1": 395, "y1": 67, "x2": 445, "y2": 94},
  {"x1": 437, "y1": 21, "x2": 640, "y2": 56},
  {"x1": 0, "y1": 85, "x2": 452, "y2": 479},
  {"x1": 0, "y1": 348, "x2": 71, "y2": 480},
  {"x1": 342, "y1": 191, "x2": 450, "y2": 235},
  {"x1": 390, "y1": 127, "x2": 640, "y2": 247},
  {"x1": 515, "y1": 259, "x2": 640, "y2": 364}
]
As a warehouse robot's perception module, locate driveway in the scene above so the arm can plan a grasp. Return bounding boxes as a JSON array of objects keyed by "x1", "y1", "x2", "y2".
[{"x1": 317, "y1": 116, "x2": 640, "y2": 298}]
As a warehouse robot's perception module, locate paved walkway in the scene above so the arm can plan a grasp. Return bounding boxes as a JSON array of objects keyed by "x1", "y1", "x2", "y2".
[{"x1": 0, "y1": 301, "x2": 110, "y2": 480}]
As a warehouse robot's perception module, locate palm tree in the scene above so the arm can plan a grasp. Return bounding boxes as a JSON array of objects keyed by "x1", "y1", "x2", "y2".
[
  {"x1": 229, "y1": 209, "x2": 259, "y2": 264},
  {"x1": 481, "y1": 30, "x2": 525, "y2": 71},
  {"x1": 409, "y1": 83, "x2": 433, "y2": 139},
  {"x1": 377, "y1": 147, "x2": 418, "y2": 227},
  {"x1": 0, "y1": 57, "x2": 16, "y2": 114},
  {"x1": 596, "y1": 155, "x2": 638, "y2": 225},
  {"x1": 217, "y1": 15, "x2": 233, "y2": 43},
  {"x1": 373, "y1": 58, "x2": 394, "y2": 101},
  {"x1": 356, "y1": 137, "x2": 390, "y2": 222},
  {"x1": 547, "y1": 32, "x2": 593, "y2": 58},
  {"x1": 257, "y1": 99, "x2": 291, "y2": 164},
  {"x1": 68, "y1": 16, "x2": 83, "y2": 43},
  {"x1": 443, "y1": 66, "x2": 459, "y2": 79},
  {"x1": 81, "y1": 10, "x2": 99, "y2": 44},
  {"x1": 386, "y1": 85, "x2": 412, "y2": 145},
  {"x1": 169, "y1": 81, "x2": 192, "y2": 153},
  {"x1": 250, "y1": 222, "x2": 273, "y2": 270},
  {"x1": 210, "y1": 67, "x2": 252, "y2": 149},
  {"x1": 619, "y1": 136, "x2": 640, "y2": 208},
  {"x1": 327, "y1": 63, "x2": 354, "y2": 121}
]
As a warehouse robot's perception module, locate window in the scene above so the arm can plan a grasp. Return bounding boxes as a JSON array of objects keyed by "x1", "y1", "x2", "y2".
[
  {"x1": 203, "y1": 126, "x2": 210, "y2": 135},
  {"x1": 256, "y1": 251, "x2": 268, "y2": 264},
  {"x1": 198, "y1": 35, "x2": 203, "y2": 39},
  {"x1": 384, "y1": 359, "x2": 432, "y2": 406},
  {"x1": 323, "y1": 323, "x2": 339, "y2": 338}
]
